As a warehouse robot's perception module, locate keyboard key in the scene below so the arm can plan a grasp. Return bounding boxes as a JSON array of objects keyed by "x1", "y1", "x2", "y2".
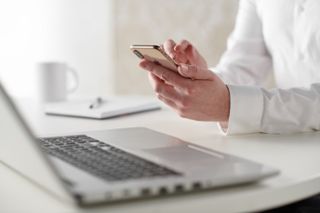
[{"x1": 39, "y1": 135, "x2": 181, "y2": 182}]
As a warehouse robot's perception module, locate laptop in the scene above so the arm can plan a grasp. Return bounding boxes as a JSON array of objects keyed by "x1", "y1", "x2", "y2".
[{"x1": 0, "y1": 83, "x2": 279, "y2": 206}]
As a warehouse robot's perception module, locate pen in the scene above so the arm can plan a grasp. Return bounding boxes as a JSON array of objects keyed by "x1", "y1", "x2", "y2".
[{"x1": 89, "y1": 97, "x2": 104, "y2": 109}]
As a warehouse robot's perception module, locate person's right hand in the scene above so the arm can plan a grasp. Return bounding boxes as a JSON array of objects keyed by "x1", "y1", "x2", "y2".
[
  {"x1": 139, "y1": 59, "x2": 230, "y2": 123},
  {"x1": 163, "y1": 39, "x2": 208, "y2": 69}
]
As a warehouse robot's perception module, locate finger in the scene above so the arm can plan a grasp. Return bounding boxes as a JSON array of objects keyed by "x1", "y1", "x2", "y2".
[
  {"x1": 163, "y1": 39, "x2": 176, "y2": 58},
  {"x1": 157, "y1": 84, "x2": 183, "y2": 103},
  {"x1": 174, "y1": 52, "x2": 189, "y2": 64},
  {"x1": 148, "y1": 73, "x2": 184, "y2": 102},
  {"x1": 139, "y1": 59, "x2": 149, "y2": 69},
  {"x1": 178, "y1": 64, "x2": 215, "y2": 80},
  {"x1": 173, "y1": 40, "x2": 193, "y2": 63},
  {"x1": 157, "y1": 94, "x2": 178, "y2": 110},
  {"x1": 148, "y1": 72, "x2": 163, "y2": 89},
  {"x1": 174, "y1": 39, "x2": 192, "y2": 52},
  {"x1": 140, "y1": 60, "x2": 190, "y2": 89}
]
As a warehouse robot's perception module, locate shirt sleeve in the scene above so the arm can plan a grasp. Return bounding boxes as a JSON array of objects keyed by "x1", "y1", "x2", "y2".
[
  {"x1": 214, "y1": 0, "x2": 273, "y2": 87},
  {"x1": 213, "y1": 0, "x2": 320, "y2": 134},
  {"x1": 213, "y1": 0, "x2": 272, "y2": 134},
  {"x1": 223, "y1": 84, "x2": 320, "y2": 134}
]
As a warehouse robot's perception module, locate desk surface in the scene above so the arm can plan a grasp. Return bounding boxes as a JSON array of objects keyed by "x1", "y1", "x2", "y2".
[{"x1": 1, "y1": 100, "x2": 320, "y2": 213}]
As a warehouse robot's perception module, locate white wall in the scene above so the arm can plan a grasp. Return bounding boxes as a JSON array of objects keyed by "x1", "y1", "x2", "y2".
[
  {"x1": 0, "y1": 0, "x2": 115, "y2": 99},
  {"x1": 114, "y1": 0, "x2": 238, "y2": 95},
  {"x1": 0, "y1": 0, "x2": 238, "y2": 98}
]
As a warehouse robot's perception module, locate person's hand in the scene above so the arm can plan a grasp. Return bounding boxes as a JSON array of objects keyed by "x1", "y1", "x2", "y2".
[
  {"x1": 163, "y1": 39, "x2": 208, "y2": 69},
  {"x1": 139, "y1": 59, "x2": 230, "y2": 122}
]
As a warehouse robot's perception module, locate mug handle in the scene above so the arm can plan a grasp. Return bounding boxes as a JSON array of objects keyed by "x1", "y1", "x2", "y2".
[{"x1": 66, "y1": 66, "x2": 79, "y2": 93}]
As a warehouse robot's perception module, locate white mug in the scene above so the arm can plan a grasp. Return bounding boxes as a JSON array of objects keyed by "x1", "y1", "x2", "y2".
[{"x1": 37, "y1": 62, "x2": 79, "y2": 102}]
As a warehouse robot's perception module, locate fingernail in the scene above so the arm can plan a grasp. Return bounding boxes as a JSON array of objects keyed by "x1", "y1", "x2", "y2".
[
  {"x1": 141, "y1": 62, "x2": 151, "y2": 70},
  {"x1": 140, "y1": 62, "x2": 146, "y2": 67}
]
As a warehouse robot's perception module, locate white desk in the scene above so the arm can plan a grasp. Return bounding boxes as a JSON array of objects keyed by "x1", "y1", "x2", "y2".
[{"x1": 1, "y1": 100, "x2": 320, "y2": 213}]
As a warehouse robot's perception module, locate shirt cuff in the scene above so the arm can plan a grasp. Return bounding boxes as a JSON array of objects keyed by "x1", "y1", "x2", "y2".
[{"x1": 218, "y1": 85, "x2": 264, "y2": 135}]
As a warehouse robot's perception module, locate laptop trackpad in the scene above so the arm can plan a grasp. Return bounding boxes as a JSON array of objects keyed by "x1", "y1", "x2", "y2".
[{"x1": 145, "y1": 145, "x2": 224, "y2": 166}]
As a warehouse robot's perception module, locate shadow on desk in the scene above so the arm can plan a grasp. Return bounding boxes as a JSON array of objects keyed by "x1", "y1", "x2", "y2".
[{"x1": 262, "y1": 193, "x2": 320, "y2": 213}]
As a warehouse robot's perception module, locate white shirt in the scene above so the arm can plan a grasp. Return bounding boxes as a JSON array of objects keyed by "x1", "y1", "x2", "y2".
[{"x1": 214, "y1": 0, "x2": 320, "y2": 134}]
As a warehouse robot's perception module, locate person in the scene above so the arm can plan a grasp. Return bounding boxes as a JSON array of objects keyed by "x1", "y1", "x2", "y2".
[
  {"x1": 139, "y1": 0, "x2": 320, "y2": 136},
  {"x1": 138, "y1": 0, "x2": 320, "y2": 211}
]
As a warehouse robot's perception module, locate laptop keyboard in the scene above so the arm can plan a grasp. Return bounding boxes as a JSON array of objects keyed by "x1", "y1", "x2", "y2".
[{"x1": 39, "y1": 135, "x2": 181, "y2": 182}]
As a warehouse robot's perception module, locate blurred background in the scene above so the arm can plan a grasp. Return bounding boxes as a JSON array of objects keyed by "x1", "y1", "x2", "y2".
[{"x1": 0, "y1": 0, "x2": 238, "y2": 99}]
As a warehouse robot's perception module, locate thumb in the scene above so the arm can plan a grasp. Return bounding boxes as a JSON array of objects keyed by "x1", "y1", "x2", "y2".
[{"x1": 178, "y1": 64, "x2": 215, "y2": 80}]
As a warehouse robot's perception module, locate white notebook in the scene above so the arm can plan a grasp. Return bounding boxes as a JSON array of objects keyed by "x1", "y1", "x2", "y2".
[{"x1": 45, "y1": 96, "x2": 161, "y2": 119}]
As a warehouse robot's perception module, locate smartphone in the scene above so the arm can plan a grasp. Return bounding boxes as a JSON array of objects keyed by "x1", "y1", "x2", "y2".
[{"x1": 130, "y1": 44, "x2": 178, "y2": 72}]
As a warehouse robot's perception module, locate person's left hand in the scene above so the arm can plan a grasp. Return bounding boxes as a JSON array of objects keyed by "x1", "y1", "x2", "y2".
[{"x1": 139, "y1": 59, "x2": 230, "y2": 122}]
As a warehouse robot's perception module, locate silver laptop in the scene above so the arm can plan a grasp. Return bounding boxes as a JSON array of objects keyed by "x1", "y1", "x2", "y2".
[{"x1": 0, "y1": 83, "x2": 279, "y2": 206}]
